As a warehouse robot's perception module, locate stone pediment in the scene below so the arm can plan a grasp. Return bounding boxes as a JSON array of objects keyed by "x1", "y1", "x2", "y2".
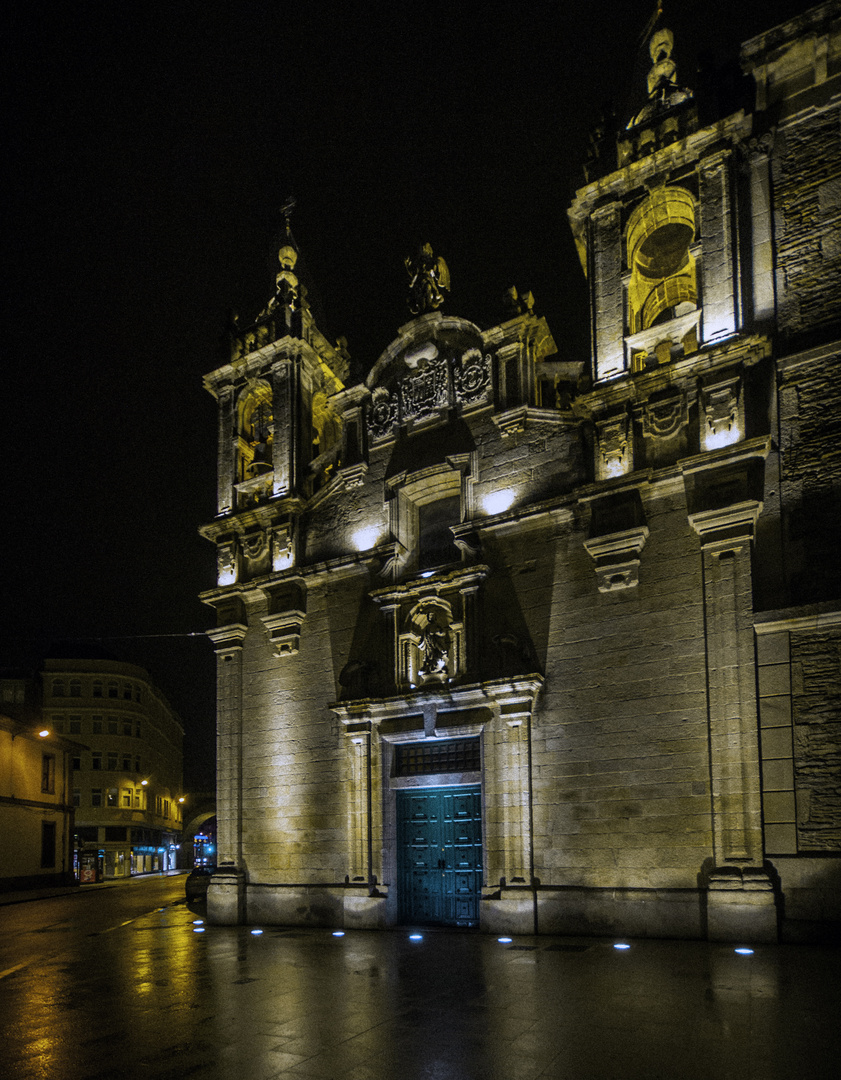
[{"x1": 365, "y1": 314, "x2": 492, "y2": 443}]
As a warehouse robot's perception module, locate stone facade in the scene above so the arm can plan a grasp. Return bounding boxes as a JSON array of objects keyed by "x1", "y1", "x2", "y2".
[{"x1": 202, "y1": 4, "x2": 841, "y2": 942}]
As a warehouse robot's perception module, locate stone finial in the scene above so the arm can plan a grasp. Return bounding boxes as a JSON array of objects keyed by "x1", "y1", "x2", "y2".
[{"x1": 648, "y1": 28, "x2": 677, "y2": 95}]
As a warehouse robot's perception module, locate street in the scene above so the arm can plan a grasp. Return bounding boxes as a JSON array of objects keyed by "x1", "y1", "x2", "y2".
[{"x1": 1, "y1": 875, "x2": 840, "y2": 1079}]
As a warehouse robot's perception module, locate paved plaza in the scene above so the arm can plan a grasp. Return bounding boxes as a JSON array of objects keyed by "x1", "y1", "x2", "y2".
[{"x1": 1, "y1": 877, "x2": 839, "y2": 1079}]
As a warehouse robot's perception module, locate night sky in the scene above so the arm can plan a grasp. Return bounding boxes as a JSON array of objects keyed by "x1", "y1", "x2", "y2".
[{"x1": 4, "y1": 1, "x2": 805, "y2": 787}]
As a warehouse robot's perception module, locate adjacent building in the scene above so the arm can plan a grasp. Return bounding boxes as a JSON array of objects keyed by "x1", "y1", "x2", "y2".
[
  {"x1": 0, "y1": 709, "x2": 76, "y2": 891},
  {"x1": 42, "y1": 658, "x2": 184, "y2": 878},
  {"x1": 201, "y1": 4, "x2": 841, "y2": 942}
]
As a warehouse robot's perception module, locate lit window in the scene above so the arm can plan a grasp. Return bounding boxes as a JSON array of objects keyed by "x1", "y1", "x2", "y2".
[
  {"x1": 122, "y1": 789, "x2": 132, "y2": 807},
  {"x1": 107, "y1": 788, "x2": 118, "y2": 807}
]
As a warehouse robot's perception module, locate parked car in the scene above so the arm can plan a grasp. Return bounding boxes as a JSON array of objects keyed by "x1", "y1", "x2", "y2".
[{"x1": 185, "y1": 866, "x2": 215, "y2": 902}]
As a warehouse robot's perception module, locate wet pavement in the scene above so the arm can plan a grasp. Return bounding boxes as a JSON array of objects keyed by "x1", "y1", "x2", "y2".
[{"x1": 1, "y1": 877, "x2": 839, "y2": 1079}]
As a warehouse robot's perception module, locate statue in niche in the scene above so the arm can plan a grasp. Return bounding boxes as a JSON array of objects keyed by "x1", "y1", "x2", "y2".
[
  {"x1": 405, "y1": 243, "x2": 450, "y2": 315},
  {"x1": 410, "y1": 601, "x2": 452, "y2": 680}
]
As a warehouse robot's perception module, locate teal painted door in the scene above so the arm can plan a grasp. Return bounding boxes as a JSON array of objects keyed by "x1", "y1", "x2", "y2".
[{"x1": 397, "y1": 786, "x2": 482, "y2": 927}]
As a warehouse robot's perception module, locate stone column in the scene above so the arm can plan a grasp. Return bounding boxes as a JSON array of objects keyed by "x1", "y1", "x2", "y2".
[
  {"x1": 688, "y1": 499, "x2": 777, "y2": 942},
  {"x1": 206, "y1": 622, "x2": 247, "y2": 925},
  {"x1": 590, "y1": 200, "x2": 625, "y2": 381}
]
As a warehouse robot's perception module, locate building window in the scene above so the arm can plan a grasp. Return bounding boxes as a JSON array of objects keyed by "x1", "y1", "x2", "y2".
[
  {"x1": 72, "y1": 789, "x2": 81, "y2": 807},
  {"x1": 134, "y1": 756, "x2": 141, "y2": 773},
  {"x1": 108, "y1": 718, "x2": 118, "y2": 735},
  {"x1": 122, "y1": 789, "x2": 132, "y2": 807},
  {"x1": 135, "y1": 723, "x2": 142, "y2": 739},
  {"x1": 68, "y1": 717, "x2": 82, "y2": 734},
  {"x1": 156, "y1": 796, "x2": 163, "y2": 815},
  {"x1": 52, "y1": 716, "x2": 65, "y2": 734},
  {"x1": 108, "y1": 682, "x2": 118, "y2": 699},
  {"x1": 122, "y1": 684, "x2": 132, "y2": 700},
  {"x1": 122, "y1": 722, "x2": 132, "y2": 737},
  {"x1": 107, "y1": 788, "x2": 118, "y2": 807},
  {"x1": 134, "y1": 789, "x2": 142, "y2": 808},
  {"x1": 52, "y1": 680, "x2": 65, "y2": 697},
  {"x1": 91, "y1": 789, "x2": 103, "y2": 807},
  {"x1": 134, "y1": 687, "x2": 142, "y2": 703},
  {"x1": 69, "y1": 680, "x2": 82, "y2": 698},
  {"x1": 41, "y1": 754, "x2": 56, "y2": 794},
  {"x1": 93, "y1": 681, "x2": 103, "y2": 698},
  {"x1": 72, "y1": 755, "x2": 81, "y2": 771},
  {"x1": 163, "y1": 800, "x2": 170, "y2": 819},
  {"x1": 122, "y1": 754, "x2": 131, "y2": 771},
  {"x1": 91, "y1": 752, "x2": 102, "y2": 770},
  {"x1": 395, "y1": 738, "x2": 481, "y2": 776},
  {"x1": 92, "y1": 717, "x2": 103, "y2": 734},
  {"x1": 40, "y1": 822, "x2": 56, "y2": 868},
  {"x1": 107, "y1": 751, "x2": 118, "y2": 771}
]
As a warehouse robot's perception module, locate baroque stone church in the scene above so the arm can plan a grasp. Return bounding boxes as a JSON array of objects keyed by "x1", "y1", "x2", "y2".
[{"x1": 201, "y1": 3, "x2": 841, "y2": 943}]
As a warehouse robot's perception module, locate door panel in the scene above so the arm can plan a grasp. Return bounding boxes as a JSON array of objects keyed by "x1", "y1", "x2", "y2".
[{"x1": 397, "y1": 786, "x2": 482, "y2": 927}]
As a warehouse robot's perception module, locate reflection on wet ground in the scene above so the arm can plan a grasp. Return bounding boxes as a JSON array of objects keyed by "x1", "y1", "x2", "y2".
[{"x1": 2, "y1": 900, "x2": 840, "y2": 1079}]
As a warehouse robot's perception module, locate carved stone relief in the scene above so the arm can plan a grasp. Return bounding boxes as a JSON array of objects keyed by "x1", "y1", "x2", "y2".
[
  {"x1": 401, "y1": 358, "x2": 450, "y2": 421},
  {"x1": 367, "y1": 389, "x2": 400, "y2": 444},
  {"x1": 453, "y1": 349, "x2": 492, "y2": 407},
  {"x1": 640, "y1": 391, "x2": 689, "y2": 439},
  {"x1": 596, "y1": 412, "x2": 633, "y2": 480}
]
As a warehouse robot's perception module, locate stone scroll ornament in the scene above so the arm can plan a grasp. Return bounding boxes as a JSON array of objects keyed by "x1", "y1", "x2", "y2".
[
  {"x1": 367, "y1": 389, "x2": 399, "y2": 443},
  {"x1": 405, "y1": 243, "x2": 450, "y2": 315}
]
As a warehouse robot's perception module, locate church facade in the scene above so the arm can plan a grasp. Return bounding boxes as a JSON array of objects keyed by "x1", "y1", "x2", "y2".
[{"x1": 201, "y1": 3, "x2": 841, "y2": 943}]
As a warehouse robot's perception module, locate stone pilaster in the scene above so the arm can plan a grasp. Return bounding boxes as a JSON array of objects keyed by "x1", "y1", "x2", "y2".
[
  {"x1": 590, "y1": 200, "x2": 625, "y2": 380},
  {"x1": 699, "y1": 150, "x2": 739, "y2": 344},
  {"x1": 271, "y1": 357, "x2": 295, "y2": 496},
  {"x1": 206, "y1": 622, "x2": 247, "y2": 925},
  {"x1": 687, "y1": 483, "x2": 778, "y2": 942},
  {"x1": 217, "y1": 386, "x2": 234, "y2": 515}
]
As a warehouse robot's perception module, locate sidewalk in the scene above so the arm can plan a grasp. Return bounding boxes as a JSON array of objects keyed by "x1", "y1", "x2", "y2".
[{"x1": 0, "y1": 868, "x2": 186, "y2": 906}]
